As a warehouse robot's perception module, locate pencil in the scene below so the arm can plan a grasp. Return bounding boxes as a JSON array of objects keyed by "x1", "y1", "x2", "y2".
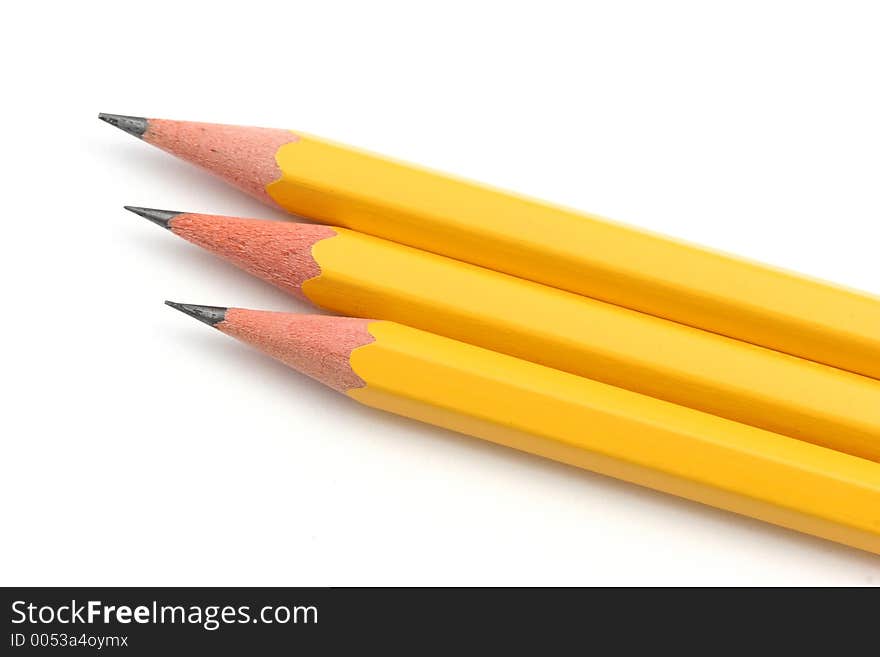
[
  {"x1": 132, "y1": 208, "x2": 880, "y2": 462},
  {"x1": 99, "y1": 113, "x2": 880, "y2": 380},
  {"x1": 164, "y1": 302, "x2": 880, "y2": 555}
]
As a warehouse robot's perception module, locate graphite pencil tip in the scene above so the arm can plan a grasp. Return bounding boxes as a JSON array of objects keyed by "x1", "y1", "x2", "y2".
[
  {"x1": 165, "y1": 301, "x2": 228, "y2": 327},
  {"x1": 124, "y1": 206, "x2": 182, "y2": 229},
  {"x1": 98, "y1": 113, "x2": 148, "y2": 138}
]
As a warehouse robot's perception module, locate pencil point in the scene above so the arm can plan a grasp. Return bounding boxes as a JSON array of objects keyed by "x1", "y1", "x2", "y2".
[
  {"x1": 98, "y1": 113, "x2": 148, "y2": 138},
  {"x1": 124, "y1": 206, "x2": 181, "y2": 229},
  {"x1": 165, "y1": 301, "x2": 228, "y2": 327}
]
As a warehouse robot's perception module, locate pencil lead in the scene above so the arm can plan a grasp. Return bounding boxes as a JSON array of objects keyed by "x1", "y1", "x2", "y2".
[
  {"x1": 165, "y1": 301, "x2": 227, "y2": 327},
  {"x1": 124, "y1": 206, "x2": 181, "y2": 229},
  {"x1": 98, "y1": 113, "x2": 148, "y2": 138}
]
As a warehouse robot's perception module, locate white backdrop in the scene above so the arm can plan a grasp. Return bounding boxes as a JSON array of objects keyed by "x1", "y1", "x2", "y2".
[{"x1": 2, "y1": 1, "x2": 879, "y2": 585}]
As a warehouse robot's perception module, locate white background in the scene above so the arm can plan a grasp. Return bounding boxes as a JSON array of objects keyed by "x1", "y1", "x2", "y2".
[{"x1": 2, "y1": 1, "x2": 879, "y2": 585}]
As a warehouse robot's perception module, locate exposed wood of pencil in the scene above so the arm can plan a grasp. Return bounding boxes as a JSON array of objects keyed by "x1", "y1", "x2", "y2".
[
  {"x1": 165, "y1": 303, "x2": 880, "y2": 556},
  {"x1": 137, "y1": 209, "x2": 880, "y2": 463},
  {"x1": 100, "y1": 114, "x2": 880, "y2": 380}
]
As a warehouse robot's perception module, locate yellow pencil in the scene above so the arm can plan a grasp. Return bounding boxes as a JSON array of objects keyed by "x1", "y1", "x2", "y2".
[
  {"x1": 165, "y1": 303, "x2": 880, "y2": 555},
  {"x1": 130, "y1": 209, "x2": 880, "y2": 463},
  {"x1": 101, "y1": 113, "x2": 880, "y2": 379}
]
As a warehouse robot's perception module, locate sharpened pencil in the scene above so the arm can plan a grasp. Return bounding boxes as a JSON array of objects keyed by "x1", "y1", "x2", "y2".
[
  {"x1": 165, "y1": 303, "x2": 880, "y2": 555},
  {"x1": 133, "y1": 208, "x2": 880, "y2": 462},
  {"x1": 100, "y1": 113, "x2": 880, "y2": 380}
]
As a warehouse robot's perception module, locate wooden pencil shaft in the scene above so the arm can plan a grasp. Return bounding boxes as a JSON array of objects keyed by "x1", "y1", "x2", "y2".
[
  {"x1": 107, "y1": 116, "x2": 880, "y2": 380},
  {"x1": 207, "y1": 308, "x2": 880, "y2": 556},
  {"x1": 164, "y1": 212, "x2": 880, "y2": 463}
]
